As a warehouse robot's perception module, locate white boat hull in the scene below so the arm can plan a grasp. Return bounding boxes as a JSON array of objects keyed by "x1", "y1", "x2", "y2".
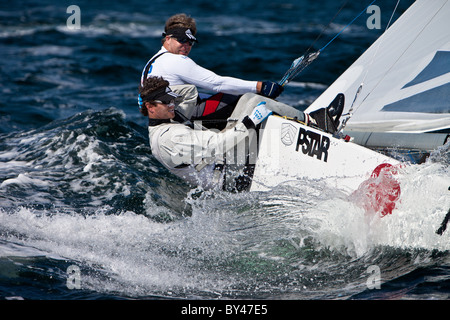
[{"x1": 250, "y1": 115, "x2": 400, "y2": 194}]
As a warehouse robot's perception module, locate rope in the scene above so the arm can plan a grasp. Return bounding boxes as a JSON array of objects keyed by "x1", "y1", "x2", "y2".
[
  {"x1": 319, "y1": 0, "x2": 378, "y2": 52},
  {"x1": 279, "y1": 0, "x2": 379, "y2": 86},
  {"x1": 336, "y1": 0, "x2": 401, "y2": 135},
  {"x1": 305, "y1": 0, "x2": 349, "y2": 55}
]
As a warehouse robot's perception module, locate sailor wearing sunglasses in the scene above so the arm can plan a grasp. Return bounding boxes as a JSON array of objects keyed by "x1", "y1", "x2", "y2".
[
  {"x1": 140, "y1": 14, "x2": 286, "y2": 123},
  {"x1": 139, "y1": 76, "x2": 275, "y2": 191}
]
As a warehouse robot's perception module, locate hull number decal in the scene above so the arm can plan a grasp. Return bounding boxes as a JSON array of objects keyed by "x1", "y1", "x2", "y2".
[{"x1": 295, "y1": 127, "x2": 330, "y2": 162}]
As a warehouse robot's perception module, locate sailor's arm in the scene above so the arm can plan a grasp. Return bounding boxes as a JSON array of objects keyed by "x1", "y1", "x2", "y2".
[
  {"x1": 156, "y1": 102, "x2": 272, "y2": 169},
  {"x1": 175, "y1": 58, "x2": 283, "y2": 99},
  {"x1": 168, "y1": 55, "x2": 258, "y2": 95}
]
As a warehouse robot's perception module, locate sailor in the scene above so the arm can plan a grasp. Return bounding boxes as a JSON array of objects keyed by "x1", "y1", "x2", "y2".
[
  {"x1": 140, "y1": 13, "x2": 287, "y2": 126},
  {"x1": 139, "y1": 76, "x2": 274, "y2": 191},
  {"x1": 139, "y1": 75, "x2": 344, "y2": 191},
  {"x1": 140, "y1": 14, "x2": 338, "y2": 132}
]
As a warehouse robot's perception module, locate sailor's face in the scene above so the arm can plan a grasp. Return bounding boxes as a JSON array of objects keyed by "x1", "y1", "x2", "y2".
[
  {"x1": 164, "y1": 36, "x2": 192, "y2": 56},
  {"x1": 148, "y1": 101, "x2": 176, "y2": 119}
]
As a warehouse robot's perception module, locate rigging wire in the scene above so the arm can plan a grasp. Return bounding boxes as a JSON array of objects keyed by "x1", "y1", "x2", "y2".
[
  {"x1": 279, "y1": 0, "x2": 350, "y2": 86},
  {"x1": 336, "y1": 0, "x2": 402, "y2": 135},
  {"x1": 305, "y1": 0, "x2": 349, "y2": 55},
  {"x1": 319, "y1": 0, "x2": 377, "y2": 53},
  {"x1": 279, "y1": 0, "x2": 378, "y2": 86}
]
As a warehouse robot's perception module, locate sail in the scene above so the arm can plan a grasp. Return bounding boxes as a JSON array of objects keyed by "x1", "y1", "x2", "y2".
[{"x1": 306, "y1": 0, "x2": 450, "y2": 151}]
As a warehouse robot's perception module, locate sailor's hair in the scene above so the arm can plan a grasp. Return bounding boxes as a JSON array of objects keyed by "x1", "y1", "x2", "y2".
[
  {"x1": 138, "y1": 77, "x2": 169, "y2": 116},
  {"x1": 162, "y1": 13, "x2": 197, "y2": 43}
]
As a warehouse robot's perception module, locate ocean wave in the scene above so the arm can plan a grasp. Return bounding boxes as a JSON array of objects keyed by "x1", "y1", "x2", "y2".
[
  {"x1": 0, "y1": 110, "x2": 448, "y2": 299},
  {"x1": 1, "y1": 0, "x2": 446, "y2": 300},
  {"x1": 0, "y1": 108, "x2": 191, "y2": 215}
]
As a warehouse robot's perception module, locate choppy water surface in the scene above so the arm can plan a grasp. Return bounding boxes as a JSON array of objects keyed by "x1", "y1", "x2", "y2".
[{"x1": 1, "y1": 0, "x2": 449, "y2": 301}]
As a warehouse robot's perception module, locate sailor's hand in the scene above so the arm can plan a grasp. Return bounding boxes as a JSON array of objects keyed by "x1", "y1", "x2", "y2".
[
  {"x1": 249, "y1": 101, "x2": 272, "y2": 126},
  {"x1": 260, "y1": 81, "x2": 284, "y2": 99}
]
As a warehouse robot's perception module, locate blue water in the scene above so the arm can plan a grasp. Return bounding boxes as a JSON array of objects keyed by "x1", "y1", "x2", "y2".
[{"x1": 1, "y1": 0, "x2": 449, "y2": 302}]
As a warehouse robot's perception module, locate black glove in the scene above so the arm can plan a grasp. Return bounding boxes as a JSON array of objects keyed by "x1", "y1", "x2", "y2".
[{"x1": 260, "y1": 81, "x2": 284, "y2": 99}]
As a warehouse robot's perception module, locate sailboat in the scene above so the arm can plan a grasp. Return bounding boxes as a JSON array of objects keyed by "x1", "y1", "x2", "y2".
[
  {"x1": 306, "y1": 0, "x2": 450, "y2": 154},
  {"x1": 248, "y1": 0, "x2": 449, "y2": 216}
]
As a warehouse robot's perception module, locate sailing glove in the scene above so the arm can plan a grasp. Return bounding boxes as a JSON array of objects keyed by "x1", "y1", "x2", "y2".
[
  {"x1": 260, "y1": 81, "x2": 284, "y2": 99},
  {"x1": 245, "y1": 101, "x2": 272, "y2": 128}
]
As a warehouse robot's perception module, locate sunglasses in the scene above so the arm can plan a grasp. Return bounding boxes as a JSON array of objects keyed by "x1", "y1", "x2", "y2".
[
  {"x1": 153, "y1": 99, "x2": 175, "y2": 106},
  {"x1": 172, "y1": 37, "x2": 195, "y2": 46}
]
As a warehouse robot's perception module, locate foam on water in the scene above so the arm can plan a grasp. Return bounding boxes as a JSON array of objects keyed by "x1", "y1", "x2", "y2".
[
  {"x1": 0, "y1": 199, "x2": 247, "y2": 297},
  {"x1": 305, "y1": 156, "x2": 450, "y2": 256},
  {"x1": 0, "y1": 103, "x2": 448, "y2": 299},
  {"x1": 0, "y1": 119, "x2": 448, "y2": 299},
  {"x1": 1, "y1": 0, "x2": 446, "y2": 299}
]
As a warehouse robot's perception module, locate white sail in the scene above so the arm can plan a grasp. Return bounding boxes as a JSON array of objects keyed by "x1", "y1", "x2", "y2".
[{"x1": 306, "y1": 0, "x2": 450, "y2": 151}]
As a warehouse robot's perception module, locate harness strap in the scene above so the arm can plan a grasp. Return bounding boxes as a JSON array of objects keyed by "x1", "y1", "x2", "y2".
[{"x1": 141, "y1": 52, "x2": 167, "y2": 85}]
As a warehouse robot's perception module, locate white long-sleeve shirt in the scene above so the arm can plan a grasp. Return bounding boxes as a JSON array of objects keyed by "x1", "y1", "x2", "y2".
[{"x1": 142, "y1": 47, "x2": 258, "y2": 95}]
